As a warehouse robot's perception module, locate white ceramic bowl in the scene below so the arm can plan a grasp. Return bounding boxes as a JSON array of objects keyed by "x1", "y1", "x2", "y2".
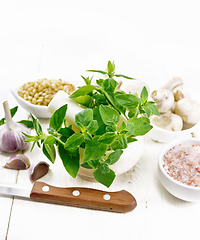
[
  {"x1": 11, "y1": 86, "x2": 52, "y2": 118},
  {"x1": 78, "y1": 136, "x2": 144, "y2": 181},
  {"x1": 148, "y1": 121, "x2": 199, "y2": 143},
  {"x1": 158, "y1": 138, "x2": 200, "y2": 202}
]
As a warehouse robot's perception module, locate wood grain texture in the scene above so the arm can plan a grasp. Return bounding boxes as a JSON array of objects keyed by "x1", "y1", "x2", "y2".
[
  {"x1": 30, "y1": 181, "x2": 137, "y2": 213},
  {"x1": 1, "y1": 1, "x2": 200, "y2": 239}
]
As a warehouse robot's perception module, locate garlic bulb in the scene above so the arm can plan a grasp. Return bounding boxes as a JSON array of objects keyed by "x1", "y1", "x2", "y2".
[
  {"x1": 4, "y1": 153, "x2": 30, "y2": 170},
  {"x1": 0, "y1": 101, "x2": 31, "y2": 152},
  {"x1": 29, "y1": 161, "x2": 50, "y2": 182}
]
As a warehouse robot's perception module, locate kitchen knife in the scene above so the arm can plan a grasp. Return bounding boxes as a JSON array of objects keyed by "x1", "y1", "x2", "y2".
[{"x1": 0, "y1": 181, "x2": 137, "y2": 213}]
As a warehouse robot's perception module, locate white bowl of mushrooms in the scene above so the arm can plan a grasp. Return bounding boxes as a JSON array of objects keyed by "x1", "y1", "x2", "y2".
[
  {"x1": 148, "y1": 77, "x2": 200, "y2": 142},
  {"x1": 11, "y1": 78, "x2": 75, "y2": 119},
  {"x1": 158, "y1": 138, "x2": 200, "y2": 202}
]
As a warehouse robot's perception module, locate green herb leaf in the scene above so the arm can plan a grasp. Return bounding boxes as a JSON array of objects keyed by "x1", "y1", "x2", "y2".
[
  {"x1": 75, "y1": 109, "x2": 93, "y2": 127},
  {"x1": 23, "y1": 133, "x2": 39, "y2": 143},
  {"x1": 128, "y1": 109, "x2": 137, "y2": 118},
  {"x1": 71, "y1": 95, "x2": 93, "y2": 108},
  {"x1": 18, "y1": 120, "x2": 34, "y2": 129},
  {"x1": 126, "y1": 122, "x2": 135, "y2": 135},
  {"x1": 92, "y1": 93, "x2": 107, "y2": 105},
  {"x1": 118, "y1": 133, "x2": 127, "y2": 149},
  {"x1": 58, "y1": 127, "x2": 75, "y2": 142},
  {"x1": 93, "y1": 168, "x2": 115, "y2": 188},
  {"x1": 127, "y1": 136, "x2": 137, "y2": 143},
  {"x1": 100, "y1": 163, "x2": 110, "y2": 174},
  {"x1": 142, "y1": 105, "x2": 152, "y2": 117},
  {"x1": 81, "y1": 75, "x2": 93, "y2": 85},
  {"x1": 81, "y1": 160, "x2": 99, "y2": 169},
  {"x1": 31, "y1": 113, "x2": 42, "y2": 135},
  {"x1": 140, "y1": 86, "x2": 148, "y2": 102},
  {"x1": 87, "y1": 70, "x2": 107, "y2": 75},
  {"x1": 114, "y1": 74, "x2": 134, "y2": 80},
  {"x1": 49, "y1": 104, "x2": 68, "y2": 131},
  {"x1": 99, "y1": 105, "x2": 120, "y2": 126},
  {"x1": 128, "y1": 117, "x2": 153, "y2": 136},
  {"x1": 0, "y1": 118, "x2": 5, "y2": 126},
  {"x1": 64, "y1": 132, "x2": 84, "y2": 149},
  {"x1": 102, "y1": 78, "x2": 118, "y2": 93},
  {"x1": 83, "y1": 131, "x2": 92, "y2": 141},
  {"x1": 115, "y1": 94, "x2": 139, "y2": 109},
  {"x1": 86, "y1": 120, "x2": 99, "y2": 134},
  {"x1": 106, "y1": 149, "x2": 123, "y2": 165},
  {"x1": 107, "y1": 61, "x2": 115, "y2": 73},
  {"x1": 145, "y1": 102, "x2": 160, "y2": 116},
  {"x1": 10, "y1": 106, "x2": 18, "y2": 117},
  {"x1": 76, "y1": 122, "x2": 86, "y2": 132},
  {"x1": 98, "y1": 132, "x2": 116, "y2": 144},
  {"x1": 81, "y1": 162, "x2": 93, "y2": 169},
  {"x1": 111, "y1": 139, "x2": 123, "y2": 150},
  {"x1": 87, "y1": 160, "x2": 99, "y2": 169},
  {"x1": 93, "y1": 107, "x2": 107, "y2": 135},
  {"x1": 58, "y1": 145, "x2": 79, "y2": 178},
  {"x1": 104, "y1": 92, "x2": 126, "y2": 115},
  {"x1": 44, "y1": 135, "x2": 57, "y2": 145},
  {"x1": 117, "y1": 121, "x2": 126, "y2": 133},
  {"x1": 70, "y1": 85, "x2": 96, "y2": 98},
  {"x1": 105, "y1": 125, "x2": 117, "y2": 132},
  {"x1": 82, "y1": 136, "x2": 107, "y2": 163},
  {"x1": 42, "y1": 143, "x2": 56, "y2": 164},
  {"x1": 96, "y1": 79, "x2": 104, "y2": 87}
]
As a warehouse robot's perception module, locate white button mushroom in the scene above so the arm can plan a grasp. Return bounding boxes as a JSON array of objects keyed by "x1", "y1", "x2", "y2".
[
  {"x1": 174, "y1": 98, "x2": 200, "y2": 125},
  {"x1": 150, "y1": 112, "x2": 183, "y2": 131},
  {"x1": 151, "y1": 89, "x2": 174, "y2": 113},
  {"x1": 164, "y1": 76, "x2": 184, "y2": 94}
]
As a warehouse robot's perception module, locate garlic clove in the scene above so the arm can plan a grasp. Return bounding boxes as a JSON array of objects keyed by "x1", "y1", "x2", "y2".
[
  {"x1": 4, "y1": 153, "x2": 30, "y2": 170},
  {"x1": 29, "y1": 161, "x2": 50, "y2": 183}
]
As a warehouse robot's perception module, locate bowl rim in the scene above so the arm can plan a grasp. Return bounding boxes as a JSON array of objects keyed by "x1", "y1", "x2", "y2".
[
  {"x1": 151, "y1": 120, "x2": 198, "y2": 134},
  {"x1": 158, "y1": 138, "x2": 200, "y2": 190}
]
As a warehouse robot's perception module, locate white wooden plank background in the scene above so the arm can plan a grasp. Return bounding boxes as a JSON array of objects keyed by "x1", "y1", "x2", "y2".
[{"x1": 0, "y1": 1, "x2": 200, "y2": 239}]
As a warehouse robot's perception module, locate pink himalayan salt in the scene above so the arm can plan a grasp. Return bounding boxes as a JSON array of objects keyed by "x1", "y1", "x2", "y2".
[{"x1": 163, "y1": 143, "x2": 200, "y2": 187}]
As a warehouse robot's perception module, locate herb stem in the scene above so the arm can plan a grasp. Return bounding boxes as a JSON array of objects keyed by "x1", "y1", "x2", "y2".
[{"x1": 53, "y1": 136, "x2": 65, "y2": 146}]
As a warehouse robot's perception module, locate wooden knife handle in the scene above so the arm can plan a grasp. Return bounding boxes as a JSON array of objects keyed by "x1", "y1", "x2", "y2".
[{"x1": 30, "y1": 181, "x2": 137, "y2": 213}]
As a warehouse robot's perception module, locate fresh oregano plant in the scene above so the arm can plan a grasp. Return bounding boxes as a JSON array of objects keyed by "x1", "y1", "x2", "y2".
[{"x1": 24, "y1": 61, "x2": 159, "y2": 187}]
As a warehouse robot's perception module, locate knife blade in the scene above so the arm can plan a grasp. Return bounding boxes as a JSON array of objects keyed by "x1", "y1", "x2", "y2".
[{"x1": 0, "y1": 181, "x2": 137, "y2": 213}]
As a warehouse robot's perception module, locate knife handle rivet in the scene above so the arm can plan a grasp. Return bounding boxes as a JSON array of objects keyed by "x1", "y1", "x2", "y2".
[
  {"x1": 42, "y1": 186, "x2": 50, "y2": 192},
  {"x1": 103, "y1": 194, "x2": 111, "y2": 200},
  {"x1": 72, "y1": 190, "x2": 80, "y2": 197}
]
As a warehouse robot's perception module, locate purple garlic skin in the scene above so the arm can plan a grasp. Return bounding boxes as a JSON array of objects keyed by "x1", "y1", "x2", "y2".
[
  {"x1": 0, "y1": 123, "x2": 31, "y2": 152},
  {"x1": 4, "y1": 153, "x2": 30, "y2": 170},
  {"x1": 29, "y1": 161, "x2": 50, "y2": 182}
]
